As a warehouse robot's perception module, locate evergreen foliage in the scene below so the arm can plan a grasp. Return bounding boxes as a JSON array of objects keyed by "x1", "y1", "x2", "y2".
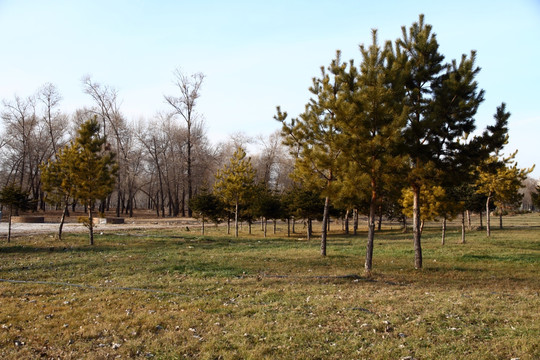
[
  {"x1": 189, "y1": 188, "x2": 225, "y2": 235},
  {"x1": 275, "y1": 51, "x2": 345, "y2": 256},
  {"x1": 60, "y1": 118, "x2": 117, "y2": 245},
  {"x1": 0, "y1": 183, "x2": 31, "y2": 243},
  {"x1": 213, "y1": 147, "x2": 256, "y2": 237}
]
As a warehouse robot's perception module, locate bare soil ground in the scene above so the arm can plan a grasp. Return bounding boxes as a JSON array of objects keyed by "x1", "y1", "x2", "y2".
[{"x1": 0, "y1": 210, "x2": 200, "y2": 237}]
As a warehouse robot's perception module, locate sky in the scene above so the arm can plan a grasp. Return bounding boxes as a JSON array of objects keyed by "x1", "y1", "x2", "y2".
[{"x1": 1, "y1": 0, "x2": 539, "y2": 177}]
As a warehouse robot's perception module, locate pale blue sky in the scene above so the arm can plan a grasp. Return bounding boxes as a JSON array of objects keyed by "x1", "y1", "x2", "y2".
[{"x1": 1, "y1": 0, "x2": 539, "y2": 176}]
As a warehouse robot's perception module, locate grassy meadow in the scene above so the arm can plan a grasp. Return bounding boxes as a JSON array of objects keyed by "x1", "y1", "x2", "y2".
[{"x1": 0, "y1": 214, "x2": 539, "y2": 359}]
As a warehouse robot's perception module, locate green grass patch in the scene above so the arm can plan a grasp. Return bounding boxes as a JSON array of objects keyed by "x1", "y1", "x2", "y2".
[{"x1": 0, "y1": 216, "x2": 539, "y2": 359}]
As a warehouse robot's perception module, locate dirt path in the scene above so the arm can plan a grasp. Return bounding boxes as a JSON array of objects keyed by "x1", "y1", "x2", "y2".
[{"x1": 0, "y1": 218, "x2": 201, "y2": 237}]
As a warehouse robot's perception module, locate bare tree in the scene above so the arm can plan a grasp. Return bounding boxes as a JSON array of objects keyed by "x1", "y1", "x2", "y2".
[
  {"x1": 164, "y1": 69, "x2": 205, "y2": 217},
  {"x1": 1, "y1": 95, "x2": 37, "y2": 188},
  {"x1": 83, "y1": 76, "x2": 137, "y2": 217},
  {"x1": 252, "y1": 130, "x2": 294, "y2": 191},
  {"x1": 37, "y1": 83, "x2": 67, "y2": 156}
]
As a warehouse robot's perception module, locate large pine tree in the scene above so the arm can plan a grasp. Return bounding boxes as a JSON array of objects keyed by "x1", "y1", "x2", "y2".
[
  {"x1": 397, "y1": 15, "x2": 485, "y2": 268},
  {"x1": 337, "y1": 30, "x2": 407, "y2": 275}
]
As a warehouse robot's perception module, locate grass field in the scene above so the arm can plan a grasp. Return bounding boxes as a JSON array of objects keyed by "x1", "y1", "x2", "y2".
[{"x1": 0, "y1": 214, "x2": 539, "y2": 359}]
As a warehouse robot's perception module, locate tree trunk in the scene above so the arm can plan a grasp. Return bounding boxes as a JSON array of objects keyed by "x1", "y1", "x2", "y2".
[
  {"x1": 264, "y1": 218, "x2": 267, "y2": 237},
  {"x1": 234, "y1": 201, "x2": 239, "y2": 238},
  {"x1": 353, "y1": 209, "x2": 358, "y2": 235},
  {"x1": 88, "y1": 205, "x2": 94, "y2": 245},
  {"x1": 479, "y1": 209, "x2": 483, "y2": 229},
  {"x1": 461, "y1": 211, "x2": 466, "y2": 244},
  {"x1": 466, "y1": 210, "x2": 472, "y2": 231},
  {"x1": 201, "y1": 215, "x2": 205, "y2": 235},
  {"x1": 287, "y1": 218, "x2": 291, "y2": 237},
  {"x1": 58, "y1": 203, "x2": 69, "y2": 240},
  {"x1": 116, "y1": 186, "x2": 121, "y2": 218},
  {"x1": 187, "y1": 124, "x2": 193, "y2": 218},
  {"x1": 7, "y1": 205, "x2": 12, "y2": 243},
  {"x1": 321, "y1": 196, "x2": 330, "y2": 257},
  {"x1": 412, "y1": 184, "x2": 422, "y2": 269},
  {"x1": 344, "y1": 209, "x2": 349, "y2": 235},
  {"x1": 377, "y1": 205, "x2": 383, "y2": 231},
  {"x1": 499, "y1": 211, "x2": 503, "y2": 230},
  {"x1": 273, "y1": 220, "x2": 277, "y2": 234},
  {"x1": 307, "y1": 219, "x2": 312, "y2": 241},
  {"x1": 486, "y1": 195, "x2": 492, "y2": 237},
  {"x1": 441, "y1": 217, "x2": 447, "y2": 245},
  {"x1": 292, "y1": 217, "x2": 295, "y2": 234},
  {"x1": 365, "y1": 189, "x2": 377, "y2": 277}
]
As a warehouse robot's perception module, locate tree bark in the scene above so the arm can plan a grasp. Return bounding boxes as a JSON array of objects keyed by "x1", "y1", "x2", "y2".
[
  {"x1": 58, "y1": 203, "x2": 69, "y2": 240},
  {"x1": 412, "y1": 184, "x2": 422, "y2": 269},
  {"x1": 461, "y1": 211, "x2": 466, "y2": 244},
  {"x1": 7, "y1": 205, "x2": 12, "y2": 243},
  {"x1": 441, "y1": 217, "x2": 447, "y2": 245},
  {"x1": 234, "y1": 201, "x2": 239, "y2": 237},
  {"x1": 187, "y1": 124, "x2": 193, "y2": 217},
  {"x1": 377, "y1": 205, "x2": 383, "y2": 231},
  {"x1": 88, "y1": 205, "x2": 94, "y2": 245},
  {"x1": 287, "y1": 218, "x2": 291, "y2": 237},
  {"x1": 365, "y1": 189, "x2": 377, "y2": 277},
  {"x1": 321, "y1": 196, "x2": 330, "y2": 256},
  {"x1": 486, "y1": 195, "x2": 492, "y2": 237},
  {"x1": 353, "y1": 209, "x2": 358, "y2": 235},
  {"x1": 344, "y1": 209, "x2": 349, "y2": 235},
  {"x1": 479, "y1": 209, "x2": 483, "y2": 229}
]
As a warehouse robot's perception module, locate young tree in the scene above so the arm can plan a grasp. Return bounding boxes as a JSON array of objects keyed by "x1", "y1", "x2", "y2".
[
  {"x1": 337, "y1": 30, "x2": 407, "y2": 275},
  {"x1": 66, "y1": 118, "x2": 117, "y2": 245},
  {"x1": 252, "y1": 185, "x2": 282, "y2": 237},
  {"x1": 0, "y1": 183, "x2": 31, "y2": 243},
  {"x1": 214, "y1": 147, "x2": 256, "y2": 237},
  {"x1": 276, "y1": 52, "x2": 345, "y2": 256},
  {"x1": 164, "y1": 69, "x2": 205, "y2": 218},
  {"x1": 40, "y1": 144, "x2": 75, "y2": 240},
  {"x1": 476, "y1": 151, "x2": 533, "y2": 236},
  {"x1": 532, "y1": 183, "x2": 540, "y2": 211},
  {"x1": 189, "y1": 188, "x2": 224, "y2": 235},
  {"x1": 283, "y1": 185, "x2": 325, "y2": 240}
]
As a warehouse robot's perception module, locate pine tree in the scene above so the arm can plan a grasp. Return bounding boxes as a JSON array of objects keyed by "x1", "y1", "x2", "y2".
[
  {"x1": 189, "y1": 188, "x2": 224, "y2": 235},
  {"x1": 337, "y1": 30, "x2": 407, "y2": 275},
  {"x1": 276, "y1": 52, "x2": 346, "y2": 256},
  {"x1": 476, "y1": 151, "x2": 533, "y2": 236},
  {"x1": 41, "y1": 144, "x2": 76, "y2": 240},
  {"x1": 397, "y1": 15, "x2": 485, "y2": 268},
  {"x1": 66, "y1": 118, "x2": 117, "y2": 245},
  {"x1": 214, "y1": 147, "x2": 256, "y2": 237},
  {"x1": 0, "y1": 183, "x2": 31, "y2": 243}
]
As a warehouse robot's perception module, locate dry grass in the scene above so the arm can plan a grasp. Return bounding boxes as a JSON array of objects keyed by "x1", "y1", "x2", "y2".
[{"x1": 1, "y1": 214, "x2": 539, "y2": 359}]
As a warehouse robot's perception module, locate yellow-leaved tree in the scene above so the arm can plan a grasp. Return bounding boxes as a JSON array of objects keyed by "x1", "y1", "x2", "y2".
[{"x1": 214, "y1": 147, "x2": 256, "y2": 237}]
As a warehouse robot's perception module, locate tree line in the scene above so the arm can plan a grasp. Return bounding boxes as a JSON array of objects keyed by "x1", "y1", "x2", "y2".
[
  {"x1": 0, "y1": 74, "x2": 294, "y2": 221},
  {"x1": 1, "y1": 15, "x2": 538, "y2": 274}
]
